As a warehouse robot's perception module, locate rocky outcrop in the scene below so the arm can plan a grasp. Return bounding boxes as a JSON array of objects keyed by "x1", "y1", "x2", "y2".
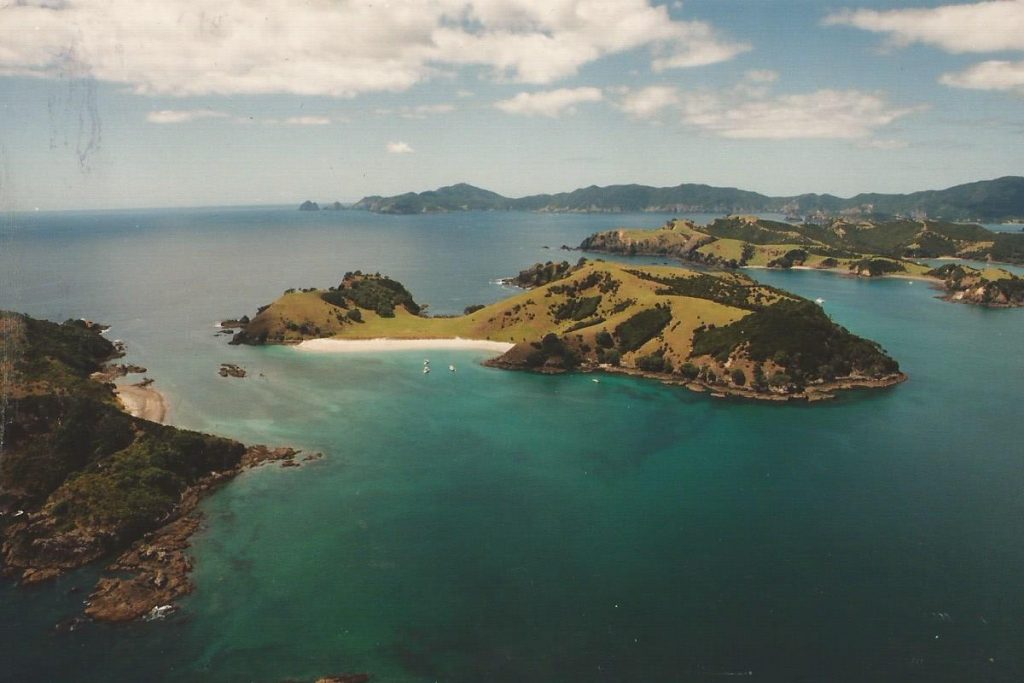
[
  {"x1": 80, "y1": 446, "x2": 309, "y2": 622},
  {"x1": 218, "y1": 363, "x2": 247, "y2": 378},
  {"x1": 299, "y1": 200, "x2": 320, "y2": 211}
]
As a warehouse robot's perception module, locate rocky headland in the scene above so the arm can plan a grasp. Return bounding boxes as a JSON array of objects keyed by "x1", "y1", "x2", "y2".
[{"x1": 0, "y1": 311, "x2": 318, "y2": 623}]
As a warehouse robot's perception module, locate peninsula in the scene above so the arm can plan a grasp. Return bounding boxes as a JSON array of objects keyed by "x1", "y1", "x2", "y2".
[
  {"x1": 228, "y1": 261, "x2": 905, "y2": 402},
  {"x1": 0, "y1": 311, "x2": 310, "y2": 624},
  {"x1": 579, "y1": 216, "x2": 1024, "y2": 307}
]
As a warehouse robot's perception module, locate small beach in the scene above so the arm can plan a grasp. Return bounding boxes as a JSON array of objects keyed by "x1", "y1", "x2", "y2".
[
  {"x1": 116, "y1": 383, "x2": 169, "y2": 423},
  {"x1": 295, "y1": 337, "x2": 515, "y2": 354}
]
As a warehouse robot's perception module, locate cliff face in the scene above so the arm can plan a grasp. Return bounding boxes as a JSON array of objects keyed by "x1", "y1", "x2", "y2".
[{"x1": 928, "y1": 264, "x2": 1024, "y2": 307}]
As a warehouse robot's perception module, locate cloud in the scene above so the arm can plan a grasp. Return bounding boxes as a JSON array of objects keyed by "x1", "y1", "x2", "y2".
[
  {"x1": 378, "y1": 103, "x2": 456, "y2": 119},
  {"x1": 146, "y1": 109, "x2": 228, "y2": 124},
  {"x1": 615, "y1": 79, "x2": 920, "y2": 140},
  {"x1": 825, "y1": 0, "x2": 1024, "y2": 53},
  {"x1": 0, "y1": 0, "x2": 746, "y2": 97},
  {"x1": 857, "y1": 138, "x2": 909, "y2": 150},
  {"x1": 495, "y1": 87, "x2": 603, "y2": 117},
  {"x1": 284, "y1": 116, "x2": 332, "y2": 125},
  {"x1": 386, "y1": 141, "x2": 415, "y2": 154},
  {"x1": 681, "y1": 88, "x2": 919, "y2": 139},
  {"x1": 941, "y1": 59, "x2": 1024, "y2": 92},
  {"x1": 616, "y1": 85, "x2": 679, "y2": 120}
]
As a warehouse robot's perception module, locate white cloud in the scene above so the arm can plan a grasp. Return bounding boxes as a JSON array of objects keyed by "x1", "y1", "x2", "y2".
[
  {"x1": 744, "y1": 69, "x2": 779, "y2": 83},
  {"x1": 941, "y1": 59, "x2": 1024, "y2": 92},
  {"x1": 284, "y1": 116, "x2": 332, "y2": 126},
  {"x1": 681, "y1": 88, "x2": 918, "y2": 139},
  {"x1": 0, "y1": 0, "x2": 746, "y2": 97},
  {"x1": 616, "y1": 85, "x2": 679, "y2": 120},
  {"x1": 146, "y1": 109, "x2": 228, "y2": 124},
  {"x1": 615, "y1": 79, "x2": 919, "y2": 140},
  {"x1": 382, "y1": 103, "x2": 456, "y2": 119},
  {"x1": 495, "y1": 87, "x2": 603, "y2": 117},
  {"x1": 825, "y1": 0, "x2": 1024, "y2": 53},
  {"x1": 386, "y1": 141, "x2": 415, "y2": 154},
  {"x1": 858, "y1": 138, "x2": 909, "y2": 150}
]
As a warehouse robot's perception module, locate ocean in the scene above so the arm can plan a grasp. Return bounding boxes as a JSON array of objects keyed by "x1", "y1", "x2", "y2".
[{"x1": 1, "y1": 207, "x2": 1022, "y2": 682}]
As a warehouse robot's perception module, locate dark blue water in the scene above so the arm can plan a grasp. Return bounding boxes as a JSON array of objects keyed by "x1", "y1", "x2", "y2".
[{"x1": 2, "y1": 208, "x2": 1023, "y2": 682}]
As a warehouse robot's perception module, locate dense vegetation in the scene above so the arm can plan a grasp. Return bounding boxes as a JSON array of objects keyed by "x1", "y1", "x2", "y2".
[
  {"x1": 321, "y1": 272, "x2": 421, "y2": 317},
  {"x1": 507, "y1": 260, "x2": 575, "y2": 288},
  {"x1": 692, "y1": 300, "x2": 900, "y2": 385},
  {"x1": 614, "y1": 306, "x2": 672, "y2": 353},
  {"x1": 1, "y1": 311, "x2": 247, "y2": 577}
]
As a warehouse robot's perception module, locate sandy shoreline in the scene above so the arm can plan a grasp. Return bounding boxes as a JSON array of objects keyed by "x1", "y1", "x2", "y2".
[
  {"x1": 296, "y1": 337, "x2": 515, "y2": 354},
  {"x1": 116, "y1": 383, "x2": 168, "y2": 423}
]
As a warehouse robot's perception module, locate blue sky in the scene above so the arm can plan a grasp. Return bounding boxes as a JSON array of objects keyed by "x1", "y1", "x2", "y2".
[{"x1": 0, "y1": 0, "x2": 1022, "y2": 210}]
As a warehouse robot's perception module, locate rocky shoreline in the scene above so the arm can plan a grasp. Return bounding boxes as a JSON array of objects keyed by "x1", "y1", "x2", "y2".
[
  {"x1": 487, "y1": 357, "x2": 908, "y2": 402},
  {"x1": 83, "y1": 445, "x2": 320, "y2": 622}
]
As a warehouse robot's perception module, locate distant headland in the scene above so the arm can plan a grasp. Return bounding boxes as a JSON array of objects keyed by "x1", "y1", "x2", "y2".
[
  {"x1": 302, "y1": 176, "x2": 1024, "y2": 223},
  {"x1": 579, "y1": 216, "x2": 1024, "y2": 308},
  {"x1": 226, "y1": 261, "x2": 906, "y2": 402}
]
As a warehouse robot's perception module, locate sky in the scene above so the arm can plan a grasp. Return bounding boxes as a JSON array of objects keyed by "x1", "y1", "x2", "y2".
[{"x1": 0, "y1": 0, "x2": 1022, "y2": 210}]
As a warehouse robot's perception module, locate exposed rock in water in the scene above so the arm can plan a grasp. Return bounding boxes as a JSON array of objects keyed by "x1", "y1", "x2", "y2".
[
  {"x1": 219, "y1": 363, "x2": 247, "y2": 378},
  {"x1": 299, "y1": 200, "x2": 320, "y2": 211}
]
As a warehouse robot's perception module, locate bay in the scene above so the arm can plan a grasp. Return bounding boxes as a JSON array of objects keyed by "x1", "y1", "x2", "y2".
[{"x1": 1, "y1": 208, "x2": 1022, "y2": 682}]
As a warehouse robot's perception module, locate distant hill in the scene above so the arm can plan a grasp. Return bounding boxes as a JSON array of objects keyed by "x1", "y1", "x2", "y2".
[{"x1": 349, "y1": 177, "x2": 1024, "y2": 221}]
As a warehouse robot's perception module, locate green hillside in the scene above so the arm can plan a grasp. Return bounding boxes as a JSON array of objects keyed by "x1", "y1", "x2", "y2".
[{"x1": 230, "y1": 261, "x2": 905, "y2": 401}]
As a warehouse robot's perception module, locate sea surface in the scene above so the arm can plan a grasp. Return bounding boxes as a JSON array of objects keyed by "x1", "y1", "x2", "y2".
[{"x1": 1, "y1": 207, "x2": 1023, "y2": 682}]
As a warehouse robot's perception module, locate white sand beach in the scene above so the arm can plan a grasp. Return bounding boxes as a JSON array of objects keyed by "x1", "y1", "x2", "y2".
[
  {"x1": 116, "y1": 383, "x2": 169, "y2": 423},
  {"x1": 296, "y1": 338, "x2": 515, "y2": 354}
]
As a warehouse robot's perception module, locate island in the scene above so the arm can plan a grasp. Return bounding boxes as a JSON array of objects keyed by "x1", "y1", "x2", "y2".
[
  {"x1": 578, "y1": 216, "x2": 1024, "y2": 307},
  {"x1": 227, "y1": 261, "x2": 905, "y2": 402},
  {"x1": 0, "y1": 311, "x2": 311, "y2": 623},
  {"x1": 349, "y1": 176, "x2": 1024, "y2": 222}
]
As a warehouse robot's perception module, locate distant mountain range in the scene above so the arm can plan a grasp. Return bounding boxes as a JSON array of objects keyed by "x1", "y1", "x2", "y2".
[{"x1": 346, "y1": 176, "x2": 1024, "y2": 222}]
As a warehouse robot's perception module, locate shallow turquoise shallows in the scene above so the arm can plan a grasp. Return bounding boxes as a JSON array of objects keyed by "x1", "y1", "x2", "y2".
[{"x1": 2, "y1": 208, "x2": 1023, "y2": 682}]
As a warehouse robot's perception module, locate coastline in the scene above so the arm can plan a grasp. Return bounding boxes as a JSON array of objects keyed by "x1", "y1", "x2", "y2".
[
  {"x1": 596, "y1": 365, "x2": 908, "y2": 402},
  {"x1": 116, "y1": 382, "x2": 169, "y2": 423},
  {"x1": 296, "y1": 337, "x2": 515, "y2": 354}
]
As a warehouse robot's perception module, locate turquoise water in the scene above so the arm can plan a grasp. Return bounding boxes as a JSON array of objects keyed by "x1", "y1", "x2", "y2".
[{"x1": 2, "y1": 208, "x2": 1023, "y2": 682}]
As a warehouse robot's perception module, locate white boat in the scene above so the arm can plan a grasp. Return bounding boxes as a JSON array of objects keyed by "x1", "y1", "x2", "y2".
[
  {"x1": 423, "y1": 366, "x2": 430, "y2": 374},
  {"x1": 815, "y1": 297, "x2": 825, "y2": 304},
  {"x1": 143, "y1": 605, "x2": 177, "y2": 621},
  {"x1": 423, "y1": 359, "x2": 430, "y2": 366},
  {"x1": 449, "y1": 365, "x2": 456, "y2": 372},
  {"x1": 592, "y1": 378, "x2": 600, "y2": 383}
]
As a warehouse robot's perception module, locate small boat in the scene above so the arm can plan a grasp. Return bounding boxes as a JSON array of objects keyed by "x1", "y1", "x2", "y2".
[
  {"x1": 449, "y1": 365, "x2": 456, "y2": 372},
  {"x1": 814, "y1": 297, "x2": 825, "y2": 304},
  {"x1": 143, "y1": 605, "x2": 177, "y2": 621},
  {"x1": 423, "y1": 366, "x2": 430, "y2": 374},
  {"x1": 423, "y1": 359, "x2": 430, "y2": 366},
  {"x1": 13, "y1": 510, "x2": 24, "y2": 518},
  {"x1": 592, "y1": 378, "x2": 600, "y2": 383}
]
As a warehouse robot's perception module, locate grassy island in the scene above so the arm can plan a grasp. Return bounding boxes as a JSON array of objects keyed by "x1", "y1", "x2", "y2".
[
  {"x1": 579, "y1": 216, "x2": 1024, "y2": 307},
  {"x1": 229, "y1": 261, "x2": 905, "y2": 402}
]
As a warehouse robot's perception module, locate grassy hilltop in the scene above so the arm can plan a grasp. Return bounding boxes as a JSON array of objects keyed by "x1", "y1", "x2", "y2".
[
  {"x1": 230, "y1": 261, "x2": 904, "y2": 401},
  {"x1": 580, "y1": 216, "x2": 1024, "y2": 306}
]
